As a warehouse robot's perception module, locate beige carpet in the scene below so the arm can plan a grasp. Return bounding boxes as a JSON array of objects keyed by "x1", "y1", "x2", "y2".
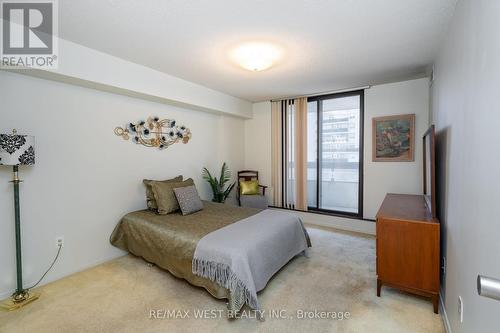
[{"x1": 0, "y1": 226, "x2": 444, "y2": 333}]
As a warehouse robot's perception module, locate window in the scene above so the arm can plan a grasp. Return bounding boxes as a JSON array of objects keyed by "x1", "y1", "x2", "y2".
[{"x1": 307, "y1": 90, "x2": 364, "y2": 217}]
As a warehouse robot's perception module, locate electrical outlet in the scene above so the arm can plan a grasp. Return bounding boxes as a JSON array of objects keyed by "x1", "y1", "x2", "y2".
[
  {"x1": 56, "y1": 236, "x2": 64, "y2": 248},
  {"x1": 458, "y1": 296, "x2": 464, "y2": 323}
]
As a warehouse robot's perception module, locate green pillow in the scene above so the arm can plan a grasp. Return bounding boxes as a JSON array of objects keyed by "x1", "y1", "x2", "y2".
[
  {"x1": 143, "y1": 175, "x2": 182, "y2": 210},
  {"x1": 240, "y1": 180, "x2": 259, "y2": 195},
  {"x1": 152, "y1": 178, "x2": 194, "y2": 215}
]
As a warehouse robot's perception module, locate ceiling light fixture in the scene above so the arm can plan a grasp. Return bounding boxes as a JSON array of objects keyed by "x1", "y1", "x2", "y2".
[{"x1": 230, "y1": 42, "x2": 282, "y2": 72}]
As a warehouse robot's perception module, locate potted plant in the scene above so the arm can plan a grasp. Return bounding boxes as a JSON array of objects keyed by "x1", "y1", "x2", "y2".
[{"x1": 202, "y1": 162, "x2": 235, "y2": 203}]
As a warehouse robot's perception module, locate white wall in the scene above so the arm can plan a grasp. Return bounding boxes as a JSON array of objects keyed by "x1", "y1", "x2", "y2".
[
  {"x1": 431, "y1": 0, "x2": 500, "y2": 331},
  {"x1": 11, "y1": 36, "x2": 253, "y2": 119},
  {"x1": 244, "y1": 101, "x2": 272, "y2": 202},
  {"x1": 364, "y1": 78, "x2": 429, "y2": 219},
  {"x1": 217, "y1": 116, "x2": 246, "y2": 191},
  {"x1": 244, "y1": 78, "x2": 430, "y2": 221},
  {"x1": 0, "y1": 71, "x2": 245, "y2": 298}
]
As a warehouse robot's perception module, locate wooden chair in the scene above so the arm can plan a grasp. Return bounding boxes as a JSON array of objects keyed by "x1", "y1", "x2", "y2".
[{"x1": 237, "y1": 170, "x2": 268, "y2": 209}]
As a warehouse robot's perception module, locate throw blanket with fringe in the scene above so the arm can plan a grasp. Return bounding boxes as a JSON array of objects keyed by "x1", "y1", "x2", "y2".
[{"x1": 192, "y1": 209, "x2": 311, "y2": 312}]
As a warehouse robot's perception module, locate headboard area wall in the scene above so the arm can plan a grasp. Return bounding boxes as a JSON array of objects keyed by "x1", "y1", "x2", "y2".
[{"x1": 0, "y1": 71, "x2": 245, "y2": 299}]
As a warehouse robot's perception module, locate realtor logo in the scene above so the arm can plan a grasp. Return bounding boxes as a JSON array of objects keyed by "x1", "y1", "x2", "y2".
[{"x1": 1, "y1": 0, "x2": 58, "y2": 68}]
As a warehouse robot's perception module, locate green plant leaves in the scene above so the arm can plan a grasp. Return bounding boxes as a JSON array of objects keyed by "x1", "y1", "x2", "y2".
[{"x1": 202, "y1": 162, "x2": 235, "y2": 203}]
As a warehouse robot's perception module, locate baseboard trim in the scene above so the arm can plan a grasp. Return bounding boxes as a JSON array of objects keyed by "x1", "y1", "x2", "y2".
[
  {"x1": 271, "y1": 208, "x2": 376, "y2": 236},
  {"x1": 0, "y1": 291, "x2": 12, "y2": 300},
  {"x1": 0, "y1": 251, "x2": 125, "y2": 300},
  {"x1": 440, "y1": 294, "x2": 452, "y2": 333}
]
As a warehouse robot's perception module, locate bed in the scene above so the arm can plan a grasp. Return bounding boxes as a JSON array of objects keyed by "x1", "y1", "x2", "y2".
[{"x1": 110, "y1": 201, "x2": 310, "y2": 313}]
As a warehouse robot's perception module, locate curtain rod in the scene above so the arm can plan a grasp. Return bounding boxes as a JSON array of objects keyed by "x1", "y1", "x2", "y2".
[{"x1": 269, "y1": 85, "x2": 371, "y2": 102}]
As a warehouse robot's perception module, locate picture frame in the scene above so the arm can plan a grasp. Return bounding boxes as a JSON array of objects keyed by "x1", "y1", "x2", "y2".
[{"x1": 372, "y1": 114, "x2": 415, "y2": 162}]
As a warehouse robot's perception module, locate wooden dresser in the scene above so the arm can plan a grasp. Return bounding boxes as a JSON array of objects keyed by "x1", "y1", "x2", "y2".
[{"x1": 376, "y1": 193, "x2": 440, "y2": 313}]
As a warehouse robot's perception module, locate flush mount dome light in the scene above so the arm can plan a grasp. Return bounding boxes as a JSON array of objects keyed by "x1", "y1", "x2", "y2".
[{"x1": 230, "y1": 42, "x2": 282, "y2": 72}]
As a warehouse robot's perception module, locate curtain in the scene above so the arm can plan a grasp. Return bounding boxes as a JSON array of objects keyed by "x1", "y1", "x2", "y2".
[
  {"x1": 294, "y1": 97, "x2": 308, "y2": 210},
  {"x1": 271, "y1": 98, "x2": 308, "y2": 211},
  {"x1": 271, "y1": 101, "x2": 283, "y2": 207}
]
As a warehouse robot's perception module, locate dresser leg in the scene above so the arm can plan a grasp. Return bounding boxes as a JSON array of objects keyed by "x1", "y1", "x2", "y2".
[
  {"x1": 432, "y1": 294, "x2": 439, "y2": 314},
  {"x1": 377, "y1": 279, "x2": 382, "y2": 297}
]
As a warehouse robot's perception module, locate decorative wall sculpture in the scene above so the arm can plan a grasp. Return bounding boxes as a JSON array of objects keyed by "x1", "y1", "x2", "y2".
[{"x1": 115, "y1": 117, "x2": 191, "y2": 149}]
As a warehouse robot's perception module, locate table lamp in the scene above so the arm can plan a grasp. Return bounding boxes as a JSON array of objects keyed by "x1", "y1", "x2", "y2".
[{"x1": 0, "y1": 129, "x2": 38, "y2": 311}]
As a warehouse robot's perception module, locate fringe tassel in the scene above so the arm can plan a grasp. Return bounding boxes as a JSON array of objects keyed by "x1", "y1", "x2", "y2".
[{"x1": 192, "y1": 257, "x2": 260, "y2": 311}]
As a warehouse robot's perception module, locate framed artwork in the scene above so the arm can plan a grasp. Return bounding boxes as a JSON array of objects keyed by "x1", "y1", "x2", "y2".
[{"x1": 372, "y1": 114, "x2": 415, "y2": 162}]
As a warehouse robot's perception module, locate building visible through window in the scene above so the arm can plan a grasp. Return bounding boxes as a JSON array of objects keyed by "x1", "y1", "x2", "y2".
[{"x1": 307, "y1": 91, "x2": 364, "y2": 217}]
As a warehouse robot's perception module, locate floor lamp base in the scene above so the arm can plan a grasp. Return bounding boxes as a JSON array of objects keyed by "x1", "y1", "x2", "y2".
[{"x1": 0, "y1": 291, "x2": 40, "y2": 311}]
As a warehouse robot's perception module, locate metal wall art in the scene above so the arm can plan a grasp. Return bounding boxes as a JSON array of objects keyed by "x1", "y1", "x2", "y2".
[{"x1": 114, "y1": 117, "x2": 191, "y2": 149}]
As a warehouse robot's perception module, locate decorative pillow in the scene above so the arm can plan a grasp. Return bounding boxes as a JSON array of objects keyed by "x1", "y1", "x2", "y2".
[
  {"x1": 152, "y1": 178, "x2": 194, "y2": 215},
  {"x1": 173, "y1": 185, "x2": 204, "y2": 216},
  {"x1": 240, "y1": 180, "x2": 259, "y2": 195},
  {"x1": 143, "y1": 175, "x2": 182, "y2": 210}
]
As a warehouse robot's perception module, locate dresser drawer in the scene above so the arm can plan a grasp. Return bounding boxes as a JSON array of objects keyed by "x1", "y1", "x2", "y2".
[{"x1": 376, "y1": 217, "x2": 440, "y2": 292}]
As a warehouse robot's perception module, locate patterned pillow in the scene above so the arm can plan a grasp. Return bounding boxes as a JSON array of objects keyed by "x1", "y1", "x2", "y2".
[
  {"x1": 143, "y1": 175, "x2": 182, "y2": 210},
  {"x1": 173, "y1": 185, "x2": 204, "y2": 216}
]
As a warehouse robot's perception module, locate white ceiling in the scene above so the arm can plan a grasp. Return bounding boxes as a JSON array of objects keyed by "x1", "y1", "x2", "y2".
[{"x1": 59, "y1": 0, "x2": 457, "y2": 102}]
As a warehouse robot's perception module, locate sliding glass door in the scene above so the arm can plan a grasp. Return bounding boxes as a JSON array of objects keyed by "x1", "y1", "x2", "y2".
[{"x1": 307, "y1": 91, "x2": 364, "y2": 217}]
